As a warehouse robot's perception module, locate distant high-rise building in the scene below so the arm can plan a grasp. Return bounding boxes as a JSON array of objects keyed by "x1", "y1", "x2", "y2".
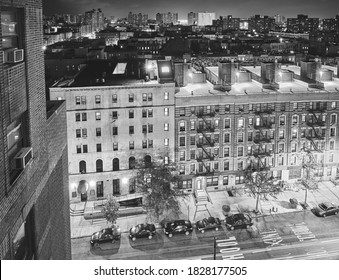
[
  {"x1": 85, "y1": 9, "x2": 105, "y2": 32},
  {"x1": 221, "y1": 15, "x2": 240, "y2": 30},
  {"x1": 156, "y1": 12, "x2": 178, "y2": 25},
  {"x1": 1, "y1": 0, "x2": 71, "y2": 259},
  {"x1": 127, "y1": 12, "x2": 148, "y2": 25},
  {"x1": 249, "y1": 15, "x2": 275, "y2": 33},
  {"x1": 188, "y1": 12, "x2": 198, "y2": 25},
  {"x1": 197, "y1": 12, "x2": 215, "y2": 26},
  {"x1": 287, "y1": 14, "x2": 319, "y2": 33},
  {"x1": 274, "y1": 14, "x2": 286, "y2": 25}
]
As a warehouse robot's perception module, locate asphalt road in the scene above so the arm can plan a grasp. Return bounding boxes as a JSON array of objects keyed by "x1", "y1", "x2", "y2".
[{"x1": 71, "y1": 211, "x2": 339, "y2": 260}]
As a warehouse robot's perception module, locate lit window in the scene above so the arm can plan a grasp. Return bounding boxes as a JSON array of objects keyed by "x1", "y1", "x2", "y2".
[
  {"x1": 164, "y1": 92, "x2": 169, "y2": 100},
  {"x1": 164, "y1": 123, "x2": 169, "y2": 131},
  {"x1": 95, "y1": 112, "x2": 101, "y2": 120},
  {"x1": 164, "y1": 138, "x2": 169, "y2": 147},
  {"x1": 164, "y1": 108, "x2": 169, "y2": 116},
  {"x1": 95, "y1": 95, "x2": 101, "y2": 104}
]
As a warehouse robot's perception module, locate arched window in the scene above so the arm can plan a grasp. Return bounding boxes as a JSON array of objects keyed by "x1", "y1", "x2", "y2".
[
  {"x1": 79, "y1": 161, "x2": 86, "y2": 173},
  {"x1": 144, "y1": 155, "x2": 152, "y2": 168},
  {"x1": 113, "y1": 158, "x2": 119, "y2": 171},
  {"x1": 129, "y1": 156, "x2": 136, "y2": 169},
  {"x1": 96, "y1": 159, "x2": 103, "y2": 172}
]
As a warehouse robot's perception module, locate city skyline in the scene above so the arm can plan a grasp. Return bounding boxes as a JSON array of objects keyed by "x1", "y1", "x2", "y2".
[{"x1": 43, "y1": 0, "x2": 338, "y2": 19}]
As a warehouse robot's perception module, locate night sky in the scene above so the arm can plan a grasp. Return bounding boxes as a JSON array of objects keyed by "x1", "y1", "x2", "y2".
[{"x1": 42, "y1": 0, "x2": 339, "y2": 19}]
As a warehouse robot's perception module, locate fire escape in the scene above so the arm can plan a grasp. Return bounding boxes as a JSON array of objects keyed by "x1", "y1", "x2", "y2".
[
  {"x1": 195, "y1": 109, "x2": 215, "y2": 176},
  {"x1": 306, "y1": 106, "x2": 325, "y2": 153},
  {"x1": 250, "y1": 108, "x2": 274, "y2": 171}
]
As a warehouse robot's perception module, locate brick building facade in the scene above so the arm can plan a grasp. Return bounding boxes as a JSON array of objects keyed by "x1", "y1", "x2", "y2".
[{"x1": 0, "y1": 0, "x2": 71, "y2": 259}]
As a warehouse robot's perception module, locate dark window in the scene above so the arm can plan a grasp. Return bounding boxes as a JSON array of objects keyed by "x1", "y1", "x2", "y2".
[
  {"x1": 96, "y1": 144, "x2": 102, "y2": 152},
  {"x1": 129, "y1": 157, "x2": 136, "y2": 169},
  {"x1": 148, "y1": 109, "x2": 153, "y2": 117},
  {"x1": 129, "y1": 141, "x2": 134, "y2": 150},
  {"x1": 96, "y1": 128, "x2": 101, "y2": 137},
  {"x1": 112, "y1": 94, "x2": 117, "y2": 103},
  {"x1": 148, "y1": 93, "x2": 153, "y2": 101},
  {"x1": 75, "y1": 113, "x2": 80, "y2": 122},
  {"x1": 96, "y1": 181, "x2": 103, "y2": 198},
  {"x1": 112, "y1": 111, "x2": 118, "y2": 119},
  {"x1": 129, "y1": 126, "x2": 134, "y2": 134},
  {"x1": 142, "y1": 109, "x2": 147, "y2": 118},
  {"x1": 113, "y1": 158, "x2": 119, "y2": 171},
  {"x1": 129, "y1": 94, "x2": 134, "y2": 102},
  {"x1": 144, "y1": 155, "x2": 152, "y2": 168},
  {"x1": 83, "y1": 145, "x2": 88, "y2": 153},
  {"x1": 75, "y1": 96, "x2": 81, "y2": 105},
  {"x1": 79, "y1": 161, "x2": 86, "y2": 173},
  {"x1": 76, "y1": 129, "x2": 81, "y2": 138},
  {"x1": 112, "y1": 127, "x2": 118, "y2": 135},
  {"x1": 148, "y1": 139, "x2": 153, "y2": 148},
  {"x1": 96, "y1": 159, "x2": 103, "y2": 172},
  {"x1": 142, "y1": 140, "x2": 147, "y2": 148},
  {"x1": 129, "y1": 110, "x2": 134, "y2": 118},
  {"x1": 82, "y1": 113, "x2": 87, "y2": 121},
  {"x1": 148, "y1": 124, "x2": 153, "y2": 133},
  {"x1": 76, "y1": 145, "x2": 81, "y2": 153},
  {"x1": 179, "y1": 136, "x2": 185, "y2": 146},
  {"x1": 113, "y1": 179, "x2": 120, "y2": 195},
  {"x1": 142, "y1": 125, "x2": 147, "y2": 133}
]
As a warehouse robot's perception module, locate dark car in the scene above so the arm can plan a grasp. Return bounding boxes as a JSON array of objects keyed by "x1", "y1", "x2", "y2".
[
  {"x1": 163, "y1": 220, "x2": 193, "y2": 237},
  {"x1": 90, "y1": 225, "x2": 121, "y2": 246},
  {"x1": 196, "y1": 216, "x2": 222, "y2": 233},
  {"x1": 129, "y1": 223, "x2": 156, "y2": 241},
  {"x1": 225, "y1": 213, "x2": 253, "y2": 230},
  {"x1": 313, "y1": 202, "x2": 339, "y2": 217}
]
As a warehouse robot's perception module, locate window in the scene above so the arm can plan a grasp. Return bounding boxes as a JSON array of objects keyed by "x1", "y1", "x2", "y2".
[
  {"x1": 224, "y1": 161, "x2": 229, "y2": 171},
  {"x1": 292, "y1": 115, "x2": 298, "y2": 125},
  {"x1": 129, "y1": 157, "x2": 136, "y2": 169},
  {"x1": 148, "y1": 139, "x2": 153, "y2": 148},
  {"x1": 112, "y1": 94, "x2": 117, "y2": 103},
  {"x1": 278, "y1": 156, "x2": 284, "y2": 166},
  {"x1": 239, "y1": 105, "x2": 244, "y2": 112},
  {"x1": 279, "y1": 143, "x2": 284, "y2": 153},
  {"x1": 113, "y1": 142, "x2": 118, "y2": 151},
  {"x1": 237, "y1": 133, "x2": 244, "y2": 143},
  {"x1": 142, "y1": 140, "x2": 147, "y2": 148},
  {"x1": 291, "y1": 142, "x2": 297, "y2": 152},
  {"x1": 82, "y1": 113, "x2": 87, "y2": 121},
  {"x1": 164, "y1": 138, "x2": 169, "y2": 147},
  {"x1": 129, "y1": 126, "x2": 134, "y2": 134},
  {"x1": 148, "y1": 124, "x2": 153, "y2": 133},
  {"x1": 190, "y1": 136, "x2": 195, "y2": 145},
  {"x1": 148, "y1": 92, "x2": 153, "y2": 101},
  {"x1": 330, "y1": 128, "x2": 336, "y2": 137},
  {"x1": 224, "y1": 118, "x2": 231, "y2": 129},
  {"x1": 113, "y1": 179, "x2": 120, "y2": 195},
  {"x1": 79, "y1": 161, "x2": 86, "y2": 173},
  {"x1": 330, "y1": 141, "x2": 335, "y2": 150},
  {"x1": 190, "y1": 121, "x2": 195, "y2": 131},
  {"x1": 249, "y1": 118, "x2": 253, "y2": 126},
  {"x1": 238, "y1": 118, "x2": 244, "y2": 128},
  {"x1": 237, "y1": 161, "x2": 243, "y2": 170},
  {"x1": 164, "y1": 92, "x2": 169, "y2": 100},
  {"x1": 82, "y1": 128, "x2": 87, "y2": 138},
  {"x1": 113, "y1": 158, "x2": 119, "y2": 171},
  {"x1": 214, "y1": 134, "x2": 219, "y2": 143},
  {"x1": 281, "y1": 103, "x2": 285, "y2": 111},
  {"x1": 129, "y1": 110, "x2": 134, "y2": 118},
  {"x1": 235, "y1": 175, "x2": 244, "y2": 184},
  {"x1": 179, "y1": 108, "x2": 185, "y2": 116},
  {"x1": 96, "y1": 128, "x2": 101, "y2": 137},
  {"x1": 95, "y1": 95, "x2": 101, "y2": 104},
  {"x1": 112, "y1": 127, "x2": 118, "y2": 135},
  {"x1": 75, "y1": 113, "x2": 80, "y2": 122},
  {"x1": 96, "y1": 159, "x2": 103, "y2": 172},
  {"x1": 248, "y1": 131, "x2": 253, "y2": 141},
  {"x1": 81, "y1": 96, "x2": 86, "y2": 105},
  {"x1": 96, "y1": 181, "x2": 104, "y2": 198},
  {"x1": 164, "y1": 123, "x2": 169, "y2": 131},
  {"x1": 279, "y1": 115, "x2": 285, "y2": 125},
  {"x1": 129, "y1": 94, "x2": 134, "y2": 102},
  {"x1": 76, "y1": 129, "x2": 81, "y2": 138},
  {"x1": 142, "y1": 109, "x2": 147, "y2": 118},
  {"x1": 75, "y1": 96, "x2": 80, "y2": 105},
  {"x1": 112, "y1": 111, "x2": 118, "y2": 119},
  {"x1": 180, "y1": 151, "x2": 185, "y2": 161},
  {"x1": 224, "y1": 147, "x2": 230, "y2": 157},
  {"x1": 292, "y1": 128, "x2": 297, "y2": 139},
  {"x1": 1, "y1": 10, "x2": 22, "y2": 50},
  {"x1": 95, "y1": 112, "x2": 101, "y2": 120},
  {"x1": 331, "y1": 102, "x2": 336, "y2": 109},
  {"x1": 292, "y1": 102, "x2": 297, "y2": 110},
  {"x1": 96, "y1": 144, "x2": 102, "y2": 152},
  {"x1": 142, "y1": 125, "x2": 147, "y2": 133},
  {"x1": 126, "y1": 140, "x2": 133, "y2": 150},
  {"x1": 238, "y1": 147, "x2": 244, "y2": 157},
  {"x1": 190, "y1": 150, "x2": 196, "y2": 160},
  {"x1": 179, "y1": 136, "x2": 185, "y2": 146},
  {"x1": 279, "y1": 130, "x2": 285, "y2": 139},
  {"x1": 164, "y1": 156, "x2": 169, "y2": 165},
  {"x1": 76, "y1": 145, "x2": 81, "y2": 153},
  {"x1": 83, "y1": 145, "x2": 88, "y2": 153},
  {"x1": 223, "y1": 176, "x2": 229, "y2": 185},
  {"x1": 331, "y1": 114, "x2": 337, "y2": 124},
  {"x1": 179, "y1": 121, "x2": 185, "y2": 132},
  {"x1": 164, "y1": 108, "x2": 169, "y2": 116},
  {"x1": 142, "y1": 93, "x2": 147, "y2": 101},
  {"x1": 301, "y1": 115, "x2": 306, "y2": 123},
  {"x1": 225, "y1": 105, "x2": 230, "y2": 112}
]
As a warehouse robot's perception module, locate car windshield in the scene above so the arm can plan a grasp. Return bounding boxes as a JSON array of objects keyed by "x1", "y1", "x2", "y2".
[{"x1": 319, "y1": 203, "x2": 329, "y2": 211}]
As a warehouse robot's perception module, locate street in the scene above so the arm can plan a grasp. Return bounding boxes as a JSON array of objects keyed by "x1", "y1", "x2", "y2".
[{"x1": 71, "y1": 210, "x2": 339, "y2": 260}]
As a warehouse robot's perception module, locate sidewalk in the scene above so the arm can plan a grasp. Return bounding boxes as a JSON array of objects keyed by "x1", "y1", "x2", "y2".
[{"x1": 70, "y1": 181, "x2": 339, "y2": 239}]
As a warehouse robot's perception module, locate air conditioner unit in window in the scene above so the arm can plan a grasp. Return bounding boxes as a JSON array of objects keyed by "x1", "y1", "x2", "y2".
[
  {"x1": 4, "y1": 48, "x2": 24, "y2": 63},
  {"x1": 13, "y1": 147, "x2": 33, "y2": 169}
]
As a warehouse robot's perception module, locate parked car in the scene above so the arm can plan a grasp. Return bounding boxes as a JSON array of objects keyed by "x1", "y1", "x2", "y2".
[
  {"x1": 129, "y1": 223, "x2": 156, "y2": 241},
  {"x1": 196, "y1": 216, "x2": 222, "y2": 233},
  {"x1": 313, "y1": 202, "x2": 339, "y2": 217},
  {"x1": 163, "y1": 220, "x2": 193, "y2": 237},
  {"x1": 225, "y1": 213, "x2": 253, "y2": 230},
  {"x1": 90, "y1": 225, "x2": 121, "y2": 246}
]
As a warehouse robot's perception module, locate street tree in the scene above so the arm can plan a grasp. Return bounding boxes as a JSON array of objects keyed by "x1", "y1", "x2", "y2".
[
  {"x1": 243, "y1": 165, "x2": 282, "y2": 213},
  {"x1": 101, "y1": 195, "x2": 120, "y2": 225},
  {"x1": 132, "y1": 159, "x2": 188, "y2": 223},
  {"x1": 297, "y1": 147, "x2": 319, "y2": 206}
]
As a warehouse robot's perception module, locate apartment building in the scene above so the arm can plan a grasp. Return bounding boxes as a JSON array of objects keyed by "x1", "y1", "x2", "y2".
[
  {"x1": 175, "y1": 61, "x2": 339, "y2": 192},
  {"x1": 49, "y1": 59, "x2": 176, "y2": 203},
  {"x1": 0, "y1": 0, "x2": 70, "y2": 259}
]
